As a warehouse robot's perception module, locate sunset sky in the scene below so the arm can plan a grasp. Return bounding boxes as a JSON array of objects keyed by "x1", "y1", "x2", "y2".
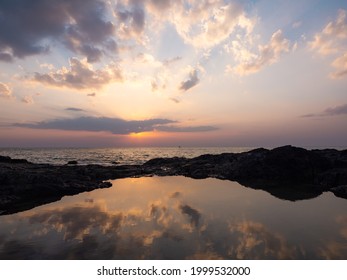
[{"x1": 1, "y1": 0, "x2": 347, "y2": 147}]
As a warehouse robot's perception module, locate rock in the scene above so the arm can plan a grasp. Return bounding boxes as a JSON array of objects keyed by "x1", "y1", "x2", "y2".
[
  {"x1": 331, "y1": 185, "x2": 347, "y2": 199},
  {"x1": 0, "y1": 156, "x2": 11, "y2": 162},
  {"x1": 0, "y1": 156, "x2": 29, "y2": 164},
  {"x1": 67, "y1": 160, "x2": 78, "y2": 165}
]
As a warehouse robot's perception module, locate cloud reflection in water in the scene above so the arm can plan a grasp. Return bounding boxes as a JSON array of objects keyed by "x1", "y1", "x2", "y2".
[{"x1": 0, "y1": 176, "x2": 346, "y2": 259}]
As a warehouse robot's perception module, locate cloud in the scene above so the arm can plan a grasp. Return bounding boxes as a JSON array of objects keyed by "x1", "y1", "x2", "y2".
[
  {"x1": 0, "y1": 52, "x2": 13, "y2": 62},
  {"x1": 169, "y1": 97, "x2": 181, "y2": 104},
  {"x1": 225, "y1": 39, "x2": 257, "y2": 66},
  {"x1": 21, "y1": 95, "x2": 34, "y2": 104},
  {"x1": 0, "y1": 82, "x2": 11, "y2": 98},
  {"x1": 15, "y1": 116, "x2": 175, "y2": 135},
  {"x1": 160, "y1": 0, "x2": 254, "y2": 49},
  {"x1": 65, "y1": 107, "x2": 86, "y2": 112},
  {"x1": 330, "y1": 52, "x2": 347, "y2": 79},
  {"x1": 301, "y1": 103, "x2": 347, "y2": 118},
  {"x1": 15, "y1": 116, "x2": 219, "y2": 135},
  {"x1": 163, "y1": 56, "x2": 182, "y2": 67},
  {"x1": 230, "y1": 221, "x2": 293, "y2": 259},
  {"x1": 156, "y1": 125, "x2": 218, "y2": 132},
  {"x1": 88, "y1": 92, "x2": 97, "y2": 97},
  {"x1": 151, "y1": 80, "x2": 159, "y2": 92},
  {"x1": 179, "y1": 69, "x2": 200, "y2": 92},
  {"x1": 309, "y1": 9, "x2": 347, "y2": 56},
  {"x1": 233, "y1": 30, "x2": 290, "y2": 76},
  {"x1": 0, "y1": 0, "x2": 115, "y2": 63},
  {"x1": 115, "y1": 0, "x2": 146, "y2": 40},
  {"x1": 324, "y1": 104, "x2": 347, "y2": 116},
  {"x1": 33, "y1": 57, "x2": 123, "y2": 90},
  {"x1": 180, "y1": 204, "x2": 201, "y2": 228},
  {"x1": 147, "y1": 0, "x2": 173, "y2": 13},
  {"x1": 144, "y1": 0, "x2": 255, "y2": 49},
  {"x1": 309, "y1": 9, "x2": 347, "y2": 79},
  {"x1": 29, "y1": 206, "x2": 123, "y2": 241}
]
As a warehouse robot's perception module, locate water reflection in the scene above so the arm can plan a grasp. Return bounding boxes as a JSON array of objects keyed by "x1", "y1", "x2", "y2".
[{"x1": 0, "y1": 176, "x2": 346, "y2": 259}]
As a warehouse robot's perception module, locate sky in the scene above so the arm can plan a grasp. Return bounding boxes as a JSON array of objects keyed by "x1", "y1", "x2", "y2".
[{"x1": 0, "y1": 0, "x2": 347, "y2": 148}]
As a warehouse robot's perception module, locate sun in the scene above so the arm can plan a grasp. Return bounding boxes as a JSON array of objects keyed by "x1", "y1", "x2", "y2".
[
  {"x1": 128, "y1": 131, "x2": 159, "y2": 140},
  {"x1": 129, "y1": 132, "x2": 148, "y2": 138}
]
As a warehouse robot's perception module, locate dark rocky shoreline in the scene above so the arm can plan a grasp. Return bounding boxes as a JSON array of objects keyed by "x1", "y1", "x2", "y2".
[{"x1": 1, "y1": 145, "x2": 347, "y2": 215}]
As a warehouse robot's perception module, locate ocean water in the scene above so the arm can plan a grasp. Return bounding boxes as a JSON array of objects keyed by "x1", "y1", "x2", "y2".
[{"x1": 0, "y1": 147, "x2": 253, "y2": 165}]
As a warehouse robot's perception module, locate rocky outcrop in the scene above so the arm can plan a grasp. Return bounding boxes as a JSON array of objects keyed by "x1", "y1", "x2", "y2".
[{"x1": 1, "y1": 146, "x2": 347, "y2": 214}]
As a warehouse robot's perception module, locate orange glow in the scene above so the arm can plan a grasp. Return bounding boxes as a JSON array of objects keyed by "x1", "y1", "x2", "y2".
[
  {"x1": 127, "y1": 131, "x2": 162, "y2": 145},
  {"x1": 129, "y1": 131, "x2": 156, "y2": 139}
]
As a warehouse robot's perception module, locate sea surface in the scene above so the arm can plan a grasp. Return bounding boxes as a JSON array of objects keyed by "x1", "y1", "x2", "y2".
[
  {"x1": 0, "y1": 176, "x2": 346, "y2": 259},
  {"x1": 0, "y1": 147, "x2": 253, "y2": 165}
]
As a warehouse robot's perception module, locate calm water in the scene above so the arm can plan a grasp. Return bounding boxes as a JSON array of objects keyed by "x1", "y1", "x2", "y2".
[
  {"x1": 0, "y1": 147, "x2": 252, "y2": 165},
  {"x1": 0, "y1": 176, "x2": 346, "y2": 259}
]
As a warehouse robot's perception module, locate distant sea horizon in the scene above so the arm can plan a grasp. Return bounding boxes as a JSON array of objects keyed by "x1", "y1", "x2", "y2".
[{"x1": 1, "y1": 145, "x2": 346, "y2": 166}]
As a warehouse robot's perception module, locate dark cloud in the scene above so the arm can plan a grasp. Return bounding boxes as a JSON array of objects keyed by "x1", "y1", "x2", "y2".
[
  {"x1": 0, "y1": 0, "x2": 114, "y2": 62},
  {"x1": 88, "y1": 92, "x2": 97, "y2": 97},
  {"x1": 0, "y1": 52, "x2": 13, "y2": 62},
  {"x1": 300, "y1": 113, "x2": 316, "y2": 118},
  {"x1": 170, "y1": 97, "x2": 181, "y2": 104},
  {"x1": 180, "y1": 204, "x2": 201, "y2": 228},
  {"x1": 15, "y1": 116, "x2": 176, "y2": 135},
  {"x1": 33, "y1": 57, "x2": 122, "y2": 90},
  {"x1": 301, "y1": 103, "x2": 347, "y2": 118},
  {"x1": 324, "y1": 104, "x2": 347, "y2": 116},
  {"x1": 149, "y1": 0, "x2": 173, "y2": 11},
  {"x1": 65, "y1": 107, "x2": 85, "y2": 112},
  {"x1": 179, "y1": 69, "x2": 200, "y2": 92},
  {"x1": 170, "y1": 191, "x2": 181, "y2": 198},
  {"x1": 116, "y1": 0, "x2": 146, "y2": 37},
  {"x1": 156, "y1": 125, "x2": 218, "y2": 132},
  {"x1": 163, "y1": 56, "x2": 182, "y2": 67},
  {"x1": 14, "y1": 116, "x2": 218, "y2": 135},
  {"x1": 131, "y1": 7, "x2": 145, "y2": 34}
]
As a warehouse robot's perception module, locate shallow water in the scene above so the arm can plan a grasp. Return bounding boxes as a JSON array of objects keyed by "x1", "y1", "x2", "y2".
[{"x1": 0, "y1": 176, "x2": 346, "y2": 259}]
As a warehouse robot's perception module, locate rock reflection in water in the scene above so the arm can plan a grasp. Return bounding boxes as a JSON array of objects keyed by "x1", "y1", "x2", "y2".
[{"x1": 0, "y1": 176, "x2": 346, "y2": 259}]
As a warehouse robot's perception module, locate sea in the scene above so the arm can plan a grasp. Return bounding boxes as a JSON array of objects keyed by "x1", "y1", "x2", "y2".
[
  {"x1": 0, "y1": 147, "x2": 254, "y2": 165},
  {"x1": 0, "y1": 146, "x2": 346, "y2": 166}
]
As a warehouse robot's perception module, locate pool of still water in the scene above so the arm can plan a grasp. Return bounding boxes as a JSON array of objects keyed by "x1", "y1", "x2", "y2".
[{"x1": 0, "y1": 176, "x2": 346, "y2": 259}]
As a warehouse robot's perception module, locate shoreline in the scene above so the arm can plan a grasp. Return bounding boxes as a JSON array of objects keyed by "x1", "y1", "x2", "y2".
[{"x1": 1, "y1": 145, "x2": 347, "y2": 215}]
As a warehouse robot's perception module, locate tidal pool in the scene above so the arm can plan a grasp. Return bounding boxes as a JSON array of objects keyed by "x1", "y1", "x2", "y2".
[{"x1": 0, "y1": 176, "x2": 346, "y2": 259}]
